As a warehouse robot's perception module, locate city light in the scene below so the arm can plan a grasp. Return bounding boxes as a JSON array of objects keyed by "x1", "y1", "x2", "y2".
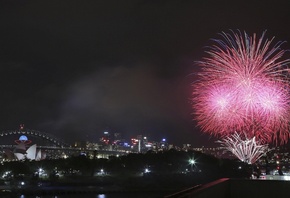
[
  {"x1": 189, "y1": 158, "x2": 196, "y2": 172},
  {"x1": 2, "y1": 171, "x2": 12, "y2": 179},
  {"x1": 189, "y1": 159, "x2": 195, "y2": 165}
]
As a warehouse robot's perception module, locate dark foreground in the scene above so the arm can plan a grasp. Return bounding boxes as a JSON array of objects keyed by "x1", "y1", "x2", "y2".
[{"x1": 0, "y1": 173, "x2": 223, "y2": 198}]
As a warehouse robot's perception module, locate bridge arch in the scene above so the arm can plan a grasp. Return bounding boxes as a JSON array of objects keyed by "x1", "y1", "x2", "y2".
[{"x1": 0, "y1": 130, "x2": 69, "y2": 147}]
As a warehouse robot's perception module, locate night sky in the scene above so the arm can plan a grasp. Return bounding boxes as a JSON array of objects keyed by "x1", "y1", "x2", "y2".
[{"x1": 1, "y1": 0, "x2": 290, "y2": 147}]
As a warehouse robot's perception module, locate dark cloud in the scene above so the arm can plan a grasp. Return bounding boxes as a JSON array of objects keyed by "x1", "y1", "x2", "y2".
[{"x1": 51, "y1": 64, "x2": 194, "y2": 142}]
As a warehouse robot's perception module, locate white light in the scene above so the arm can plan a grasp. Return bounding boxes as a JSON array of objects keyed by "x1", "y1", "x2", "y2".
[
  {"x1": 217, "y1": 132, "x2": 270, "y2": 164},
  {"x1": 189, "y1": 159, "x2": 195, "y2": 164}
]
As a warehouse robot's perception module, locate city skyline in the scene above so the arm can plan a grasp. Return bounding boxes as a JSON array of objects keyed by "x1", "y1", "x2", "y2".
[
  {"x1": 1, "y1": 0, "x2": 290, "y2": 147},
  {"x1": 0, "y1": 126, "x2": 216, "y2": 148}
]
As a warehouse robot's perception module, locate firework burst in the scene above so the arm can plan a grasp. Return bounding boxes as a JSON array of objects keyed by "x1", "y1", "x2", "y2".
[
  {"x1": 193, "y1": 30, "x2": 290, "y2": 144},
  {"x1": 217, "y1": 132, "x2": 269, "y2": 164}
]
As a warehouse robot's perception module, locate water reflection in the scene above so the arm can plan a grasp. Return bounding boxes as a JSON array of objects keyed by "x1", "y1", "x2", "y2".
[
  {"x1": 17, "y1": 193, "x2": 166, "y2": 198},
  {"x1": 19, "y1": 194, "x2": 107, "y2": 198},
  {"x1": 18, "y1": 195, "x2": 107, "y2": 198}
]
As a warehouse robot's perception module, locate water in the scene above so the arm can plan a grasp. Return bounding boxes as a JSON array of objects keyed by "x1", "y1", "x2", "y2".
[
  {"x1": 3, "y1": 192, "x2": 168, "y2": 198},
  {"x1": 0, "y1": 182, "x2": 173, "y2": 198}
]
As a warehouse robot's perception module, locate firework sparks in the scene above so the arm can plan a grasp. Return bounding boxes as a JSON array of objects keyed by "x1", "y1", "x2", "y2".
[
  {"x1": 217, "y1": 132, "x2": 269, "y2": 164},
  {"x1": 193, "y1": 30, "x2": 290, "y2": 144}
]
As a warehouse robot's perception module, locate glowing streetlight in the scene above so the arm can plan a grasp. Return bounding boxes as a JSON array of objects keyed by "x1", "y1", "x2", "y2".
[
  {"x1": 189, "y1": 159, "x2": 195, "y2": 165},
  {"x1": 189, "y1": 159, "x2": 195, "y2": 172}
]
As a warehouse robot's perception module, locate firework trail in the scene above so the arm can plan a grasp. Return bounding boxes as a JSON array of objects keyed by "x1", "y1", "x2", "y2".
[
  {"x1": 217, "y1": 132, "x2": 269, "y2": 164},
  {"x1": 193, "y1": 30, "x2": 290, "y2": 144}
]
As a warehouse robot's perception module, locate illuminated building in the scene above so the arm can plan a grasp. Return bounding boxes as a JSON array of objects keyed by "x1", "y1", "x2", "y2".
[{"x1": 4, "y1": 135, "x2": 45, "y2": 161}]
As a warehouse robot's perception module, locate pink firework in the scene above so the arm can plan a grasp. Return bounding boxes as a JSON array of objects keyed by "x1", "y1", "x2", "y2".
[{"x1": 192, "y1": 31, "x2": 290, "y2": 144}]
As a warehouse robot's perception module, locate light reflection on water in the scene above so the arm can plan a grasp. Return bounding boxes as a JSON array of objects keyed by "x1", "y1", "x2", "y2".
[
  {"x1": 17, "y1": 192, "x2": 165, "y2": 198},
  {"x1": 19, "y1": 195, "x2": 108, "y2": 198}
]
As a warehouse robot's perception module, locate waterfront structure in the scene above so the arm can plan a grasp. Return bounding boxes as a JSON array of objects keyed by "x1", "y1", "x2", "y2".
[{"x1": 4, "y1": 135, "x2": 45, "y2": 161}]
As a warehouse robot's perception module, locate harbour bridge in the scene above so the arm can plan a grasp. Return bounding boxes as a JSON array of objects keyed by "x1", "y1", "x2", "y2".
[
  {"x1": 0, "y1": 129, "x2": 68, "y2": 147},
  {"x1": 0, "y1": 129, "x2": 127, "y2": 158}
]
